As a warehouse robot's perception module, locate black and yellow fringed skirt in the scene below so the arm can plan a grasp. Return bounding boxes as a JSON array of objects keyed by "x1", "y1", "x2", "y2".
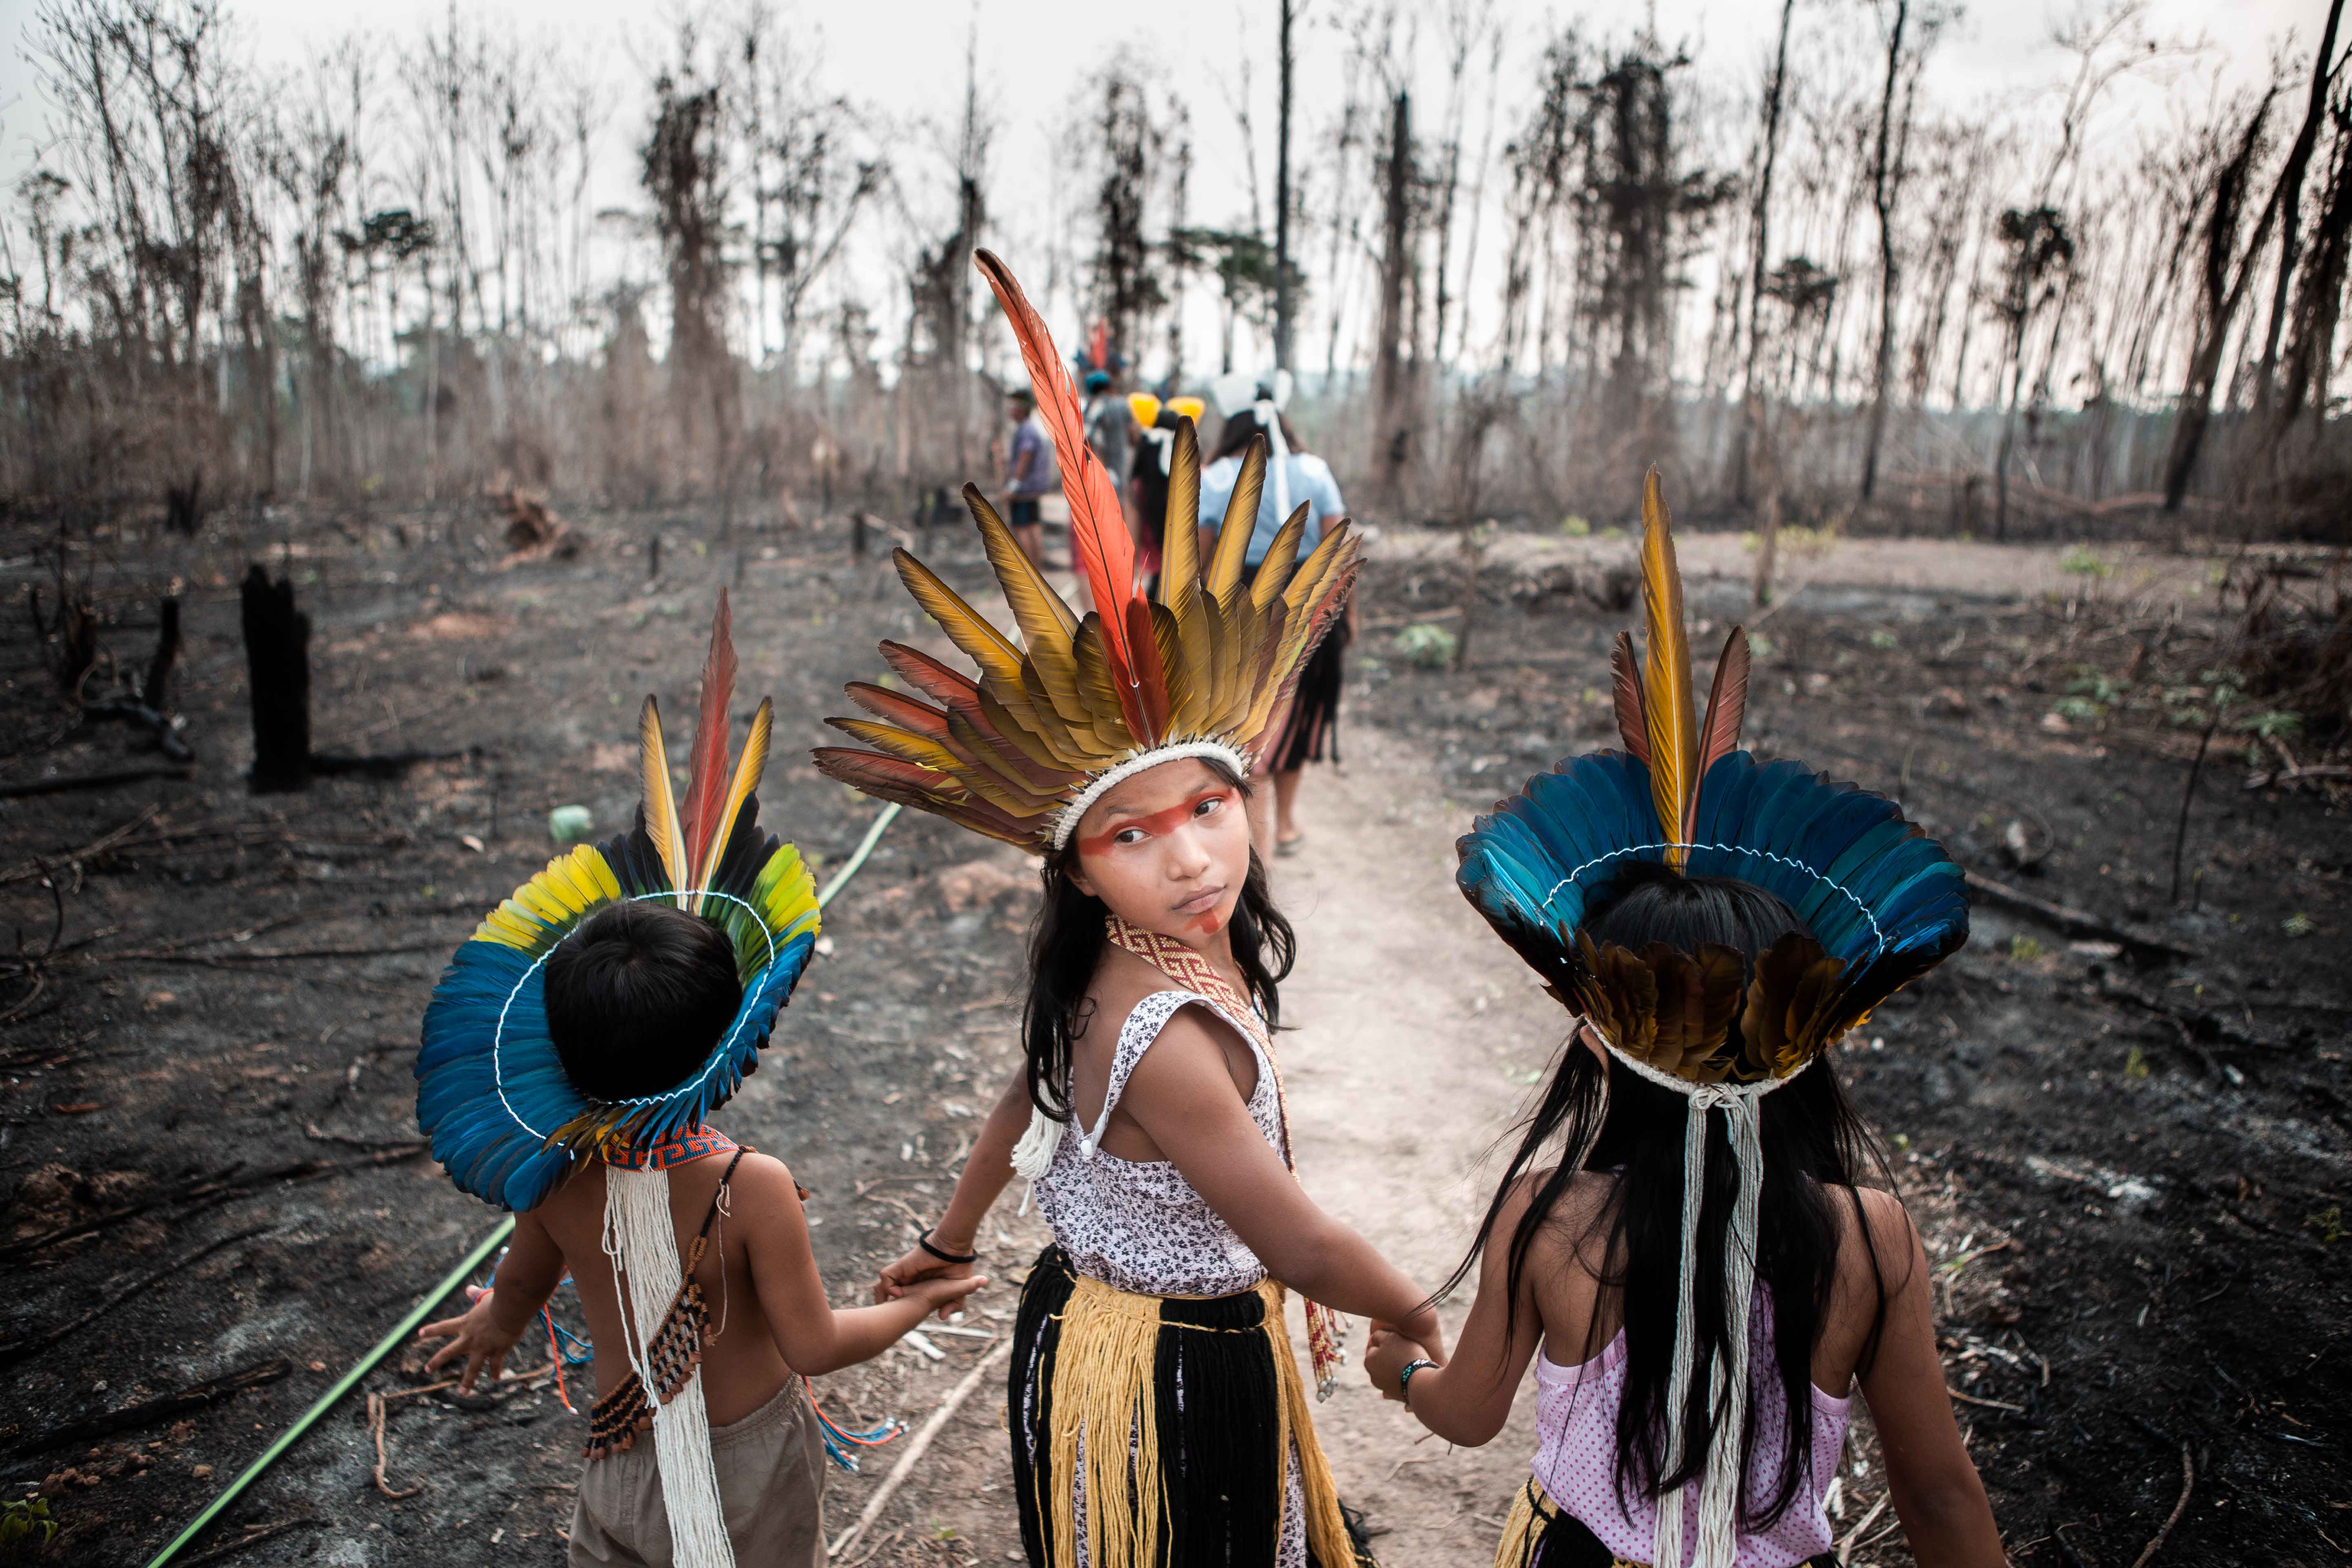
[{"x1": 1009, "y1": 1246, "x2": 1372, "y2": 1568}]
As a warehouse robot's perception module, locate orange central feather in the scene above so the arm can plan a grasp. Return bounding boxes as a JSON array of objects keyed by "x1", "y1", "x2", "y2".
[
  {"x1": 972, "y1": 249, "x2": 1155, "y2": 745},
  {"x1": 679, "y1": 591, "x2": 739, "y2": 885}
]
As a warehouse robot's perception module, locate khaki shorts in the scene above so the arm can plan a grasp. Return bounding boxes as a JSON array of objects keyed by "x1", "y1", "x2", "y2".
[{"x1": 568, "y1": 1380, "x2": 825, "y2": 1568}]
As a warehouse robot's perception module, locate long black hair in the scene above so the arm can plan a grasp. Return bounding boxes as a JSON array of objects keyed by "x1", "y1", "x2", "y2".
[
  {"x1": 1210, "y1": 409, "x2": 1308, "y2": 463},
  {"x1": 1444, "y1": 860, "x2": 1899, "y2": 1531},
  {"x1": 1020, "y1": 758, "x2": 1296, "y2": 1120}
]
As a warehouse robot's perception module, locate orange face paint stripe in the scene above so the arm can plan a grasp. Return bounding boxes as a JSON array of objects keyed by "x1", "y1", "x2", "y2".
[{"x1": 1073, "y1": 790, "x2": 1233, "y2": 860}]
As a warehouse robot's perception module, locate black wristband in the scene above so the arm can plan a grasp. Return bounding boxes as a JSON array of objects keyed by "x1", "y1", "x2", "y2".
[
  {"x1": 918, "y1": 1229, "x2": 978, "y2": 1265},
  {"x1": 1397, "y1": 1357, "x2": 1438, "y2": 1407}
]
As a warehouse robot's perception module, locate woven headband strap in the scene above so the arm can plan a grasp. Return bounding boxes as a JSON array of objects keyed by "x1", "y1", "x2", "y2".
[{"x1": 1049, "y1": 741, "x2": 1253, "y2": 851}]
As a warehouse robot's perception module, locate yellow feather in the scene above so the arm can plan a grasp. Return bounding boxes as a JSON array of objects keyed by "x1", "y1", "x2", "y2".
[
  {"x1": 1250, "y1": 503, "x2": 1312, "y2": 610},
  {"x1": 1127, "y1": 392, "x2": 1161, "y2": 428},
  {"x1": 1206, "y1": 437, "x2": 1263, "y2": 608},
  {"x1": 893, "y1": 550, "x2": 1031, "y2": 702},
  {"x1": 574, "y1": 846, "x2": 622, "y2": 902},
  {"x1": 964, "y1": 488, "x2": 1088, "y2": 728},
  {"x1": 1155, "y1": 421, "x2": 1214, "y2": 726},
  {"x1": 638, "y1": 696, "x2": 689, "y2": 903},
  {"x1": 1167, "y1": 396, "x2": 1205, "y2": 424},
  {"x1": 693, "y1": 696, "x2": 772, "y2": 898},
  {"x1": 1637, "y1": 469, "x2": 1697, "y2": 868}
]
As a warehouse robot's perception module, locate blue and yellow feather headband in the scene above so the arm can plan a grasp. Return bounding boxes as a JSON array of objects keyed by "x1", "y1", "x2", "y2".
[{"x1": 416, "y1": 594, "x2": 820, "y2": 1211}]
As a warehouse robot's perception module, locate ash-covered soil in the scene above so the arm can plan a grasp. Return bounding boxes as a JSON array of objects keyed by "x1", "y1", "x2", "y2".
[{"x1": 0, "y1": 502, "x2": 2344, "y2": 1566}]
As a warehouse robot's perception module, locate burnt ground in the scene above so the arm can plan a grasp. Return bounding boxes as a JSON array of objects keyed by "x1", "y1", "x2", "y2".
[{"x1": 0, "y1": 501, "x2": 2343, "y2": 1567}]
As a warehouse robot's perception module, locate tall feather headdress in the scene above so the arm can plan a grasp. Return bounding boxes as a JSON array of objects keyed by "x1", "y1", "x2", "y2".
[
  {"x1": 1454, "y1": 470, "x2": 1967, "y2": 1568},
  {"x1": 417, "y1": 593, "x2": 820, "y2": 1212},
  {"x1": 813, "y1": 251, "x2": 1359, "y2": 851}
]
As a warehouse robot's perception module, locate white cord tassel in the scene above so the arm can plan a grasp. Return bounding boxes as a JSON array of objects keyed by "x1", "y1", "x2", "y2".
[
  {"x1": 1256, "y1": 397, "x2": 1293, "y2": 527},
  {"x1": 1010, "y1": 1103, "x2": 1062, "y2": 1215},
  {"x1": 604, "y1": 1166, "x2": 735, "y2": 1568},
  {"x1": 1606, "y1": 1049, "x2": 1788, "y2": 1568}
]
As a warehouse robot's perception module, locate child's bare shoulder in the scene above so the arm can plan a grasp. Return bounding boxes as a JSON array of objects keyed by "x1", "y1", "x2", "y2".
[{"x1": 728, "y1": 1147, "x2": 800, "y2": 1196}]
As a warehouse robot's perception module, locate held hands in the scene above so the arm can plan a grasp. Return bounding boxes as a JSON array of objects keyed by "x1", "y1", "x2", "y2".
[
  {"x1": 1364, "y1": 1323, "x2": 1439, "y2": 1403},
  {"x1": 419, "y1": 1290, "x2": 524, "y2": 1394},
  {"x1": 873, "y1": 1242, "x2": 977, "y2": 1321}
]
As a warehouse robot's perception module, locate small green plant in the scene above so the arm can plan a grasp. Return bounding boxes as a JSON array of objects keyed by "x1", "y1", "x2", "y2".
[
  {"x1": 0, "y1": 1499, "x2": 58, "y2": 1553},
  {"x1": 2007, "y1": 935, "x2": 2045, "y2": 962},
  {"x1": 1747, "y1": 632, "x2": 1776, "y2": 661},
  {"x1": 1597, "y1": 525, "x2": 1626, "y2": 541},
  {"x1": 2058, "y1": 545, "x2": 2111, "y2": 579},
  {"x1": 1392, "y1": 622, "x2": 1459, "y2": 670},
  {"x1": 2051, "y1": 696, "x2": 2105, "y2": 724},
  {"x1": 2307, "y1": 1205, "x2": 2345, "y2": 1243},
  {"x1": 2284, "y1": 911, "x2": 2315, "y2": 938},
  {"x1": 2066, "y1": 668, "x2": 2124, "y2": 704},
  {"x1": 1867, "y1": 629, "x2": 1898, "y2": 650},
  {"x1": 2123, "y1": 1045, "x2": 2149, "y2": 1080},
  {"x1": 1559, "y1": 514, "x2": 1591, "y2": 538},
  {"x1": 2237, "y1": 710, "x2": 2304, "y2": 740}
]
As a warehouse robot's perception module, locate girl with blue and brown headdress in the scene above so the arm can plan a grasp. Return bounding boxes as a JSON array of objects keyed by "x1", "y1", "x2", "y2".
[{"x1": 1361, "y1": 476, "x2": 2004, "y2": 1567}]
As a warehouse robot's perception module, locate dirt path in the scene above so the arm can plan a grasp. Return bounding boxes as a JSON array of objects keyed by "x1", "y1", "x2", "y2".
[{"x1": 1270, "y1": 720, "x2": 1556, "y2": 1561}]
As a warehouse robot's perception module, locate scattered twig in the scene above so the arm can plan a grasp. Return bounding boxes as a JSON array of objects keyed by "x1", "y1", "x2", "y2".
[
  {"x1": 0, "y1": 766, "x2": 192, "y2": 800},
  {"x1": 1835, "y1": 1491, "x2": 1891, "y2": 1564},
  {"x1": 365, "y1": 1393, "x2": 424, "y2": 1500},
  {"x1": 2127, "y1": 1443, "x2": 2194, "y2": 1568},
  {"x1": 2169, "y1": 699, "x2": 2225, "y2": 904},
  {"x1": 1962, "y1": 870, "x2": 2192, "y2": 962},
  {"x1": 2244, "y1": 762, "x2": 2352, "y2": 790},
  {"x1": 102, "y1": 939, "x2": 450, "y2": 967},
  {"x1": 176, "y1": 1517, "x2": 320, "y2": 1567},
  {"x1": 826, "y1": 1336, "x2": 1012, "y2": 1560},
  {"x1": 0, "y1": 1225, "x2": 271, "y2": 1368},
  {"x1": 2094, "y1": 972, "x2": 2276, "y2": 1053},
  {"x1": 1945, "y1": 1385, "x2": 2025, "y2": 1413},
  {"x1": 6, "y1": 1359, "x2": 290, "y2": 1455},
  {"x1": 0, "y1": 1147, "x2": 427, "y2": 1263}
]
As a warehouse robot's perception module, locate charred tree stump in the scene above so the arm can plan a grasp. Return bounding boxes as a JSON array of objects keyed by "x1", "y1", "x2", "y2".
[
  {"x1": 241, "y1": 566, "x2": 312, "y2": 793},
  {"x1": 143, "y1": 596, "x2": 181, "y2": 711},
  {"x1": 164, "y1": 468, "x2": 205, "y2": 536}
]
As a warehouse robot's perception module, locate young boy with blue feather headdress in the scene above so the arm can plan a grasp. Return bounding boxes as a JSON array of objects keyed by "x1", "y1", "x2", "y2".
[{"x1": 415, "y1": 595, "x2": 985, "y2": 1568}]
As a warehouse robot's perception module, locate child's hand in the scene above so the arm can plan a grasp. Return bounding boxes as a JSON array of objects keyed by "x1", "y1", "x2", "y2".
[
  {"x1": 906, "y1": 1274, "x2": 989, "y2": 1316},
  {"x1": 419, "y1": 1291, "x2": 524, "y2": 1394},
  {"x1": 874, "y1": 1244, "x2": 973, "y2": 1319},
  {"x1": 1363, "y1": 1325, "x2": 1433, "y2": 1403}
]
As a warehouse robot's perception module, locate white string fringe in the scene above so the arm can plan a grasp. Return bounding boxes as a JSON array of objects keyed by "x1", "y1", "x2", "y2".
[
  {"x1": 1604, "y1": 1045, "x2": 1789, "y2": 1568},
  {"x1": 604, "y1": 1165, "x2": 735, "y2": 1568},
  {"x1": 1009, "y1": 1103, "x2": 1062, "y2": 1215}
]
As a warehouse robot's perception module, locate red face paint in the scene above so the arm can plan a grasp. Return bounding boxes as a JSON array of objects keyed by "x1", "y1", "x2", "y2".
[{"x1": 1074, "y1": 789, "x2": 1234, "y2": 859}]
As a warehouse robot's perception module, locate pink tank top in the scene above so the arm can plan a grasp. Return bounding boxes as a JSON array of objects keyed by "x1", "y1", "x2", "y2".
[{"x1": 1529, "y1": 1316, "x2": 1850, "y2": 1568}]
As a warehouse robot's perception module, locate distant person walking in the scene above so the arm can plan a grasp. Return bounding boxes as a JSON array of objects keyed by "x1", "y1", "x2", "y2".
[
  {"x1": 1200, "y1": 373, "x2": 1352, "y2": 862},
  {"x1": 1000, "y1": 386, "x2": 1058, "y2": 567},
  {"x1": 1124, "y1": 392, "x2": 1205, "y2": 588}
]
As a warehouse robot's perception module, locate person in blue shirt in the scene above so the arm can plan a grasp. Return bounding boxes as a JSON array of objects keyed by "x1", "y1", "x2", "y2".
[
  {"x1": 1198, "y1": 403, "x2": 1354, "y2": 861},
  {"x1": 1000, "y1": 387, "x2": 1058, "y2": 567}
]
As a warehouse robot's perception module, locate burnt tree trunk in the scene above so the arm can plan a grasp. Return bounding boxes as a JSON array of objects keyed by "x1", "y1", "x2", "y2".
[
  {"x1": 1859, "y1": 0, "x2": 1911, "y2": 503},
  {"x1": 1374, "y1": 90, "x2": 1415, "y2": 499},
  {"x1": 1733, "y1": 0, "x2": 1797, "y2": 507},
  {"x1": 241, "y1": 566, "x2": 312, "y2": 793},
  {"x1": 1273, "y1": 0, "x2": 1297, "y2": 372},
  {"x1": 2255, "y1": 0, "x2": 2345, "y2": 418},
  {"x1": 2163, "y1": 94, "x2": 2279, "y2": 512}
]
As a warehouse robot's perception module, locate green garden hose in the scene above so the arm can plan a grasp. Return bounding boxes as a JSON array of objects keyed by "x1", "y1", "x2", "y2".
[{"x1": 143, "y1": 801, "x2": 902, "y2": 1567}]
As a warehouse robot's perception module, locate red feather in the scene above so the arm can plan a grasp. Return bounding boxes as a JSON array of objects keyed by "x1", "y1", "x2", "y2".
[
  {"x1": 973, "y1": 252, "x2": 1142, "y2": 694},
  {"x1": 679, "y1": 591, "x2": 738, "y2": 874},
  {"x1": 1123, "y1": 597, "x2": 1169, "y2": 745},
  {"x1": 1690, "y1": 626, "x2": 1752, "y2": 838},
  {"x1": 1610, "y1": 631, "x2": 1651, "y2": 764}
]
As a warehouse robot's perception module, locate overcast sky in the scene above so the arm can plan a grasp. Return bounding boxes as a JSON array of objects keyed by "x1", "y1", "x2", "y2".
[{"x1": 0, "y1": 0, "x2": 2329, "y2": 379}]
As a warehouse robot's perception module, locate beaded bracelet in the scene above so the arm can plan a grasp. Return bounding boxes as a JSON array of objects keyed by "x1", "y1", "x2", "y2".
[{"x1": 1398, "y1": 1357, "x2": 1438, "y2": 1408}]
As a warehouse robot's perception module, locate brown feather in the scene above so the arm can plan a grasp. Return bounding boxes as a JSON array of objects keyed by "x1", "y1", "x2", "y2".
[
  {"x1": 1689, "y1": 626, "x2": 1752, "y2": 838},
  {"x1": 1206, "y1": 436, "x2": 1264, "y2": 607},
  {"x1": 1610, "y1": 632, "x2": 1652, "y2": 764}
]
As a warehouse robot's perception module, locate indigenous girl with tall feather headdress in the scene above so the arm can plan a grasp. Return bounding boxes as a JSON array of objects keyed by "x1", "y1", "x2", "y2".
[
  {"x1": 814, "y1": 252, "x2": 1431, "y2": 1568},
  {"x1": 1362, "y1": 475, "x2": 2004, "y2": 1568},
  {"x1": 412, "y1": 598, "x2": 985, "y2": 1568}
]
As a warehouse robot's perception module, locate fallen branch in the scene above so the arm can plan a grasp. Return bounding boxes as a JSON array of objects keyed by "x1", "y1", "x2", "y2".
[
  {"x1": 2128, "y1": 1443, "x2": 2194, "y2": 1568},
  {"x1": 102, "y1": 940, "x2": 449, "y2": 967},
  {"x1": 0, "y1": 1225, "x2": 271, "y2": 1368},
  {"x1": 2245, "y1": 762, "x2": 2352, "y2": 790},
  {"x1": 176, "y1": 1517, "x2": 320, "y2": 1568},
  {"x1": 0, "y1": 1147, "x2": 427, "y2": 1264},
  {"x1": 2094, "y1": 972, "x2": 2276, "y2": 1053},
  {"x1": 1945, "y1": 1385, "x2": 2025, "y2": 1413},
  {"x1": 365, "y1": 1392, "x2": 424, "y2": 1499},
  {"x1": 1835, "y1": 1492, "x2": 1891, "y2": 1565},
  {"x1": 0, "y1": 766, "x2": 191, "y2": 800},
  {"x1": 826, "y1": 1336, "x2": 1012, "y2": 1560},
  {"x1": 7, "y1": 1358, "x2": 290, "y2": 1455},
  {"x1": 1963, "y1": 870, "x2": 2192, "y2": 962}
]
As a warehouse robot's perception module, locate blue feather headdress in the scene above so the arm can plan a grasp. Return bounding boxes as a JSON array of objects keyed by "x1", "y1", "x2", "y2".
[
  {"x1": 416, "y1": 594, "x2": 821, "y2": 1212},
  {"x1": 1456, "y1": 472, "x2": 1969, "y2": 1568},
  {"x1": 1456, "y1": 470, "x2": 1968, "y2": 1087}
]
